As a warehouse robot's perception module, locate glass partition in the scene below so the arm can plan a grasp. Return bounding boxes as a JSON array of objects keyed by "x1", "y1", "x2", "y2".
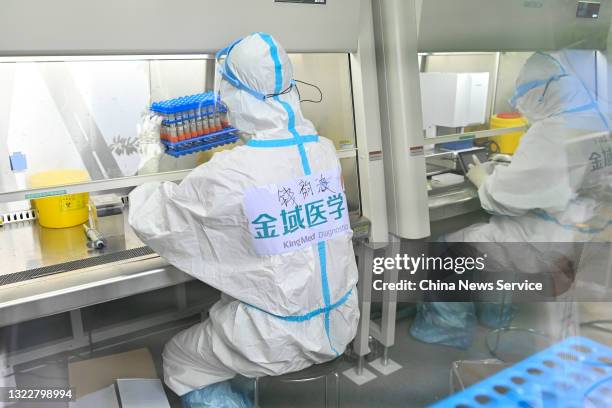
[{"x1": 0, "y1": 54, "x2": 359, "y2": 212}]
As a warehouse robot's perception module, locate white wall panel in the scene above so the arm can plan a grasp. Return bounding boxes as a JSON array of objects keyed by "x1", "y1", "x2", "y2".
[{"x1": 0, "y1": 0, "x2": 360, "y2": 56}]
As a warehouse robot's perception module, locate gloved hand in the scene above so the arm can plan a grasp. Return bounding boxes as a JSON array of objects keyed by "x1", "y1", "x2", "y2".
[
  {"x1": 466, "y1": 155, "x2": 492, "y2": 188},
  {"x1": 136, "y1": 113, "x2": 164, "y2": 175}
]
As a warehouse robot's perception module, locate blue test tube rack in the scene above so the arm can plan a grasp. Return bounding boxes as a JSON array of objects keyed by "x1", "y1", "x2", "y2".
[
  {"x1": 432, "y1": 336, "x2": 612, "y2": 408},
  {"x1": 162, "y1": 128, "x2": 239, "y2": 158},
  {"x1": 150, "y1": 92, "x2": 237, "y2": 157}
]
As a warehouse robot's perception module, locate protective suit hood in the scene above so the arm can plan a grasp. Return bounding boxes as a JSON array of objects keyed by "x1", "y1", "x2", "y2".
[
  {"x1": 511, "y1": 51, "x2": 604, "y2": 125},
  {"x1": 216, "y1": 33, "x2": 317, "y2": 141}
]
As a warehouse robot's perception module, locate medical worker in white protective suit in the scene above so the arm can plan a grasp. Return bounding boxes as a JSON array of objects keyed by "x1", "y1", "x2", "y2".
[
  {"x1": 129, "y1": 33, "x2": 359, "y2": 406},
  {"x1": 411, "y1": 51, "x2": 612, "y2": 348}
]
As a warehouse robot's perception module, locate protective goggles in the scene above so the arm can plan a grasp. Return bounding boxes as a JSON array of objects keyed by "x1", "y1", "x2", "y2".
[{"x1": 510, "y1": 74, "x2": 569, "y2": 107}]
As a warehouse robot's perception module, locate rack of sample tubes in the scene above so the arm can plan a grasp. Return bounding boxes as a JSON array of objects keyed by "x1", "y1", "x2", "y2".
[{"x1": 151, "y1": 92, "x2": 239, "y2": 157}]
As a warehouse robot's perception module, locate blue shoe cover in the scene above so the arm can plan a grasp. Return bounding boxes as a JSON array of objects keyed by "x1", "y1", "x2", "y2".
[
  {"x1": 181, "y1": 379, "x2": 253, "y2": 408},
  {"x1": 476, "y1": 302, "x2": 518, "y2": 329},
  {"x1": 409, "y1": 302, "x2": 476, "y2": 349}
]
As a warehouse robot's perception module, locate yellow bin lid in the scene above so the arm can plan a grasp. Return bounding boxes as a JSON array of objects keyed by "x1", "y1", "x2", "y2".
[
  {"x1": 28, "y1": 169, "x2": 91, "y2": 229},
  {"x1": 28, "y1": 169, "x2": 90, "y2": 189},
  {"x1": 490, "y1": 112, "x2": 528, "y2": 127}
]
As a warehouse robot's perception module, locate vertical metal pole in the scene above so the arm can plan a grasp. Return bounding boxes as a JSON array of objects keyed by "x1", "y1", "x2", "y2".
[
  {"x1": 324, "y1": 374, "x2": 329, "y2": 408},
  {"x1": 343, "y1": 239, "x2": 377, "y2": 385},
  {"x1": 334, "y1": 372, "x2": 340, "y2": 408},
  {"x1": 357, "y1": 355, "x2": 365, "y2": 376},
  {"x1": 254, "y1": 378, "x2": 260, "y2": 408},
  {"x1": 380, "y1": 234, "x2": 399, "y2": 350},
  {"x1": 365, "y1": 234, "x2": 401, "y2": 375},
  {"x1": 382, "y1": 346, "x2": 389, "y2": 366},
  {"x1": 353, "y1": 241, "x2": 373, "y2": 358}
]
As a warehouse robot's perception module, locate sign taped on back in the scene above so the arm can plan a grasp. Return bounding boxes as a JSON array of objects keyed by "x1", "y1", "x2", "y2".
[
  {"x1": 565, "y1": 131, "x2": 612, "y2": 189},
  {"x1": 244, "y1": 167, "x2": 351, "y2": 256}
]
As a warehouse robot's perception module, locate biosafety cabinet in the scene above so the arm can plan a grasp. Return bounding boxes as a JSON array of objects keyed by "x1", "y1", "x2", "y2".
[
  {"x1": 0, "y1": 0, "x2": 389, "y2": 366},
  {"x1": 372, "y1": 0, "x2": 612, "y2": 240}
]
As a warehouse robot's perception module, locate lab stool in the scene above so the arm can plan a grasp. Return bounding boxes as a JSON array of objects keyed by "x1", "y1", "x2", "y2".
[
  {"x1": 485, "y1": 293, "x2": 549, "y2": 362},
  {"x1": 254, "y1": 356, "x2": 343, "y2": 408}
]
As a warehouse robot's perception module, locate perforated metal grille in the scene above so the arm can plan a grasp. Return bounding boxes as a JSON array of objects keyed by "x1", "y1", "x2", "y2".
[
  {"x1": 0, "y1": 246, "x2": 156, "y2": 286},
  {"x1": 0, "y1": 209, "x2": 37, "y2": 225}
]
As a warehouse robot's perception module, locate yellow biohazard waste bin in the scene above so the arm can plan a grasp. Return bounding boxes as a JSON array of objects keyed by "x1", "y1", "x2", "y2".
[
  {"x1": 28, "y1": 170, "x2": 90, "y2": 228},
  {"x1": 490, "y1": 112, "x2": 528, "y2": 154}
]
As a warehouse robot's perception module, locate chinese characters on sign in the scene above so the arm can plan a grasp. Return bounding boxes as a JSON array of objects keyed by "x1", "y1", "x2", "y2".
[
  {"x1": 587, "y1": 134, "x2": 612, "y2": 172},
  {"x1": 244, "y1": 167, "x2": 351, "y2": 255},
  {"x1": 589, "y1": 147, "x2": 612, "y2": 171}
]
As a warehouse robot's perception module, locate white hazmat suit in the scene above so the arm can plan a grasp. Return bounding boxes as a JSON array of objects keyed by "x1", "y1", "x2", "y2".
[
  {"x1": 129, "y1": 33, "x2": 359, "y2": 397},
  {"x1": 449, "y1": 51, "x2": 611, "y2": 245},
  {"x1": 411, "y1": 51, "x2": 612, "y2": 347}
]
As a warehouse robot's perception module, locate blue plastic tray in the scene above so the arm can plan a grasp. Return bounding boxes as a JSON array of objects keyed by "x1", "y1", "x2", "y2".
[
  {"x1": 162, "y1": 128, "x2": 239, "y2": 157},
  {"x1": 431, "y1": 336, "x2": 612, "y2": 408},
  {"x1": 441, "y1": 140, "x2": 475, "y2": 151},
  {"x1": 151, "y1": 91, "x2": 218, "y2": 115}
]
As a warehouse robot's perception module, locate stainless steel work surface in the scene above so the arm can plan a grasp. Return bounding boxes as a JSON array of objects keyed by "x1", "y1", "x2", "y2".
[
  {"x1": 428, "y1": 173, "x2": 482, "y2": 222},
  {"x1": 0, "y1": 209, "x2": 194, "y2": 326},
  {"x1": 1, "y1": 211, "x2": 368, "y2": 284},
  {"x1": 0, "y1": 255, "x2": 190, "y2": 327},
  {"x1": 0, "y1": 211, "x2": 143, "y2": 281},
  {"x1": 0, "y1": 208, "x2": 370, "y2": 327}
]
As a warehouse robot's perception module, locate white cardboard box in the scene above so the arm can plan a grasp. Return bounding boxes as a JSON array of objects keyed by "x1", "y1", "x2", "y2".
[{"x1": 116, "y1": 378, "x2": 171, "y2": 408}]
